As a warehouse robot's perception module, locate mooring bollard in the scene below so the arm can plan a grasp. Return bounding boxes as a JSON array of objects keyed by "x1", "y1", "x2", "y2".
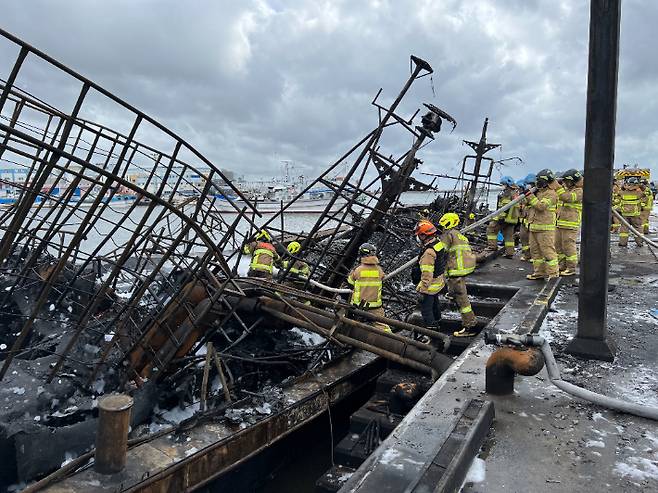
[{"x1": 95, "y1": 394, "x2": 134, "y2": 474}]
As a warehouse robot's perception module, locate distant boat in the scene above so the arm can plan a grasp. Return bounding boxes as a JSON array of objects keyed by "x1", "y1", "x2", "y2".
[
  {"x1": 0, "y1": 186, "x2": 140, "y2": 208},
  {"x1": 214, "y1": 195, "x2": 348, "y2": 214}
]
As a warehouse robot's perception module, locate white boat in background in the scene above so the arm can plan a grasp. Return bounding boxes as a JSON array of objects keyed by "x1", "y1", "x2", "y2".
[
  {"x1": 213, "y1": 185, "x2": 352, "y2": 213},
  {"x1": 214, "y1": 195, "x2": 349, "y2": 214},
  {"x1": 212, "y1": 162, "x2": 364, "y2": 214}
]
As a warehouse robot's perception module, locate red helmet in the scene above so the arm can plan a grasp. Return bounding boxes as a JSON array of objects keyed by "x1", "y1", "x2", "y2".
[{"x1": 415, "y1": 220, "x2": 437, "y2": 237}]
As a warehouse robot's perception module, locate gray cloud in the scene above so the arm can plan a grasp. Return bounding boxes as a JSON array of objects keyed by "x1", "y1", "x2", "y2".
[{"x1": 1, "y1": 0, "x2": 657, "y2": 183}]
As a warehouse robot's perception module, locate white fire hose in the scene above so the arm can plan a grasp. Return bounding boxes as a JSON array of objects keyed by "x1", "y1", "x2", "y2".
[
  {"x1": 486, "y1": 333, "x2": 658, "y2": 421},
  {"x1": 612, "y1": 209, "x2": 658, "y2": 250},
  {"x1": 308, "y1": 188, "x2": 537, "y2": 293},
  {"x1": 382, "y1": 188, "x2": 537, "y2": 280}
]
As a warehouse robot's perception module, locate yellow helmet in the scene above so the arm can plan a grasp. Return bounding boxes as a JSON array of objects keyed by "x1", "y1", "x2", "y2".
[
  {"x1": 255, "y1": 229, "x2": 271, "y2": 241},
  {"x1": 438, "y1": 212, "x2": 459, "y2": 230},
  {"x1": 287, "y1": 241, "x2": 301, "y2": 254}
]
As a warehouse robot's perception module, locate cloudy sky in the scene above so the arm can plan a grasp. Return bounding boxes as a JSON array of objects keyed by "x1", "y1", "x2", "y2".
[{"x1": 1, "y1": 0, "x2": 656, "y2": 184}]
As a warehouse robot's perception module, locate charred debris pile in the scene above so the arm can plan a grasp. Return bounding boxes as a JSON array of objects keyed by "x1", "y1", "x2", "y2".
[{"x1": 0, "y1": 28, "x2": 511, "y2": 487}]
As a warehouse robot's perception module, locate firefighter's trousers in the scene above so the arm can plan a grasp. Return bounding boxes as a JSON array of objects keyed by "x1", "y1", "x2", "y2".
[
  {"x1": 556, "y1": 228, "x2": 579, "y2": 271},
  {"x1": 619, "y1": 215, "x2": 643, "y2": 246},
  {"x1": 447, "y1": 276, "x2": 476, "y2": 328},
  {"x1": 486, "y1": 221, "x2": 516, "y2": 255},
  {"x1": 611, "y1": 210, "x2": 620, "y2": 233},
  {"x1": 529, "y1": 230, "x2": 558, "y2": 277},
  {"x1": 519, "y1": 223, "x2": 530, "y2": 259},
  {"x1": 419, "y1": 294, "x2": 441, "y2": 326},
  {"x1": 641, "y1": 209, "x2": 650, "y2": 235}
]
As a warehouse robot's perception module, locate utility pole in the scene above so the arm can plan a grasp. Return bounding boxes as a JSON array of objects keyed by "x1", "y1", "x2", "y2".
[
  {"x1": 463, "y1": 118, "x2": 500, "y2": 223},
  {"x1": 566, "y1": 0, "x2": 621, "y2": 362}
]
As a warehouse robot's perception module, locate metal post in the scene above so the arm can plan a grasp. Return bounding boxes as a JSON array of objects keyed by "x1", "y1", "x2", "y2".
[
  {"x1": 95, "y1": 394, "x2": 134, "y2": 474},
  {"x1": 463, "y1": 118, "x2": 500, "y2": 224},
  {"x1": 566, "y1": 0, "x2": 621, "y2": 362},
  {"x1": 464, "y1": 119, "x2": 486, "y2": 219}
]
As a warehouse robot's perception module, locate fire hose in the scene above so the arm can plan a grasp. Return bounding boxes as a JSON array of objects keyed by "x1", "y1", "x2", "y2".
[
  {"x1": 484, "y1": 332, "x2": 658, "y2": 421},
  {"x1": 308, "y1": 186, "x2": 538, "y2": 293}
]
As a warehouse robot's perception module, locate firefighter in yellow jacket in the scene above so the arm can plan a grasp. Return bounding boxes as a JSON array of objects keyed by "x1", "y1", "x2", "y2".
[
  {"x1": 347, "y1": 243, "x2": 390, "y2": 332},
  {"x1": 619, "y1": 177, "x2": 644, "y2": 247},
  {"x1": 640, "y1": 178, "x2": 653, "y2": 234},
  {"x1": 518, "y1": 175, "x2": 536, "y2": 260},
  {"x1": 555, "y1": 169, "x2": 583, "y2": 276},
  {"x1": 277, "y1": 241, "x2": 311, "y2": 290},
  {"x1": 611, "y1": 179, "x2": 622, "y2": 233},
  {"x1": 437, "y1": 213, "x2": 477, "y2": 338},
  {"x1": 243, "y1": 230, "x2": 279, "y2": 279},
  {"x1": 412, "y1": 221, "x2": 447, "y2": 328},
  {"x1": 486, "y1": 176, "x2": 520, "y2": 257},
  {"x1": 524, "y1": 169, "x2": 559, "y2": 280}
]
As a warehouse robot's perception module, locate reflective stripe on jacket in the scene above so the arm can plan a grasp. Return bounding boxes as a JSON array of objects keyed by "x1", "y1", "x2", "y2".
[
  {"x1": 441, "y1": 229, "x2": 476, "y2": 277},
  {"x1": 620, "y1": 187, "x2": 643, "y2": 217},
  {"x1": 642, "y1": 187, "x2": 654, "y2": 211},
  {"x1": 281, "y1": 259, "x2": 310, "y2": 279},
  {"x1": 416, "y1": 241, "x2": 446, "y2": 295},
  {"x1": 612, "y1": 183, "x2": 622, "y2": 211},
  {"x1": 347, "y1": 255, "x2": 385, "y2": 308},
  {"x1": 526, "y1": 187, "x2": 558, "y2": 232},
  {"x1": 556, "y1": 185, "x2": 583, "y2": 230},
  {"x1": 495, "y1": 188, "x2": 520, "y2": 224},
  {"x1": 244, "y1": 241, "x2": 277, "y2": 273}
]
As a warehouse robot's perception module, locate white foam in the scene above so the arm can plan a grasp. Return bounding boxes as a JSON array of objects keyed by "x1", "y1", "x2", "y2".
[
  {"x1": 465, "y1": 457, "x2": 486, "y2": 483},
  {"x1": 614, "y1": 457, "x2": 658, "y2": 482},
  {"x1": 290, "y1": 327, "x2": 326, "y2": 346},
  {"x1": 380, "y1": 449, "x2": 404, "y2": 470}
]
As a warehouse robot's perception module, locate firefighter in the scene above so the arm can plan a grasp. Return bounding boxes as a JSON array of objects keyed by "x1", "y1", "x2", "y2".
[
  {"x1": 417, "y1": 208, "x2": 432, "y2": 221},
  {"x1": 640, "y1": 178, "x2": 654, "y2": 234},
  {"x1": 437, "y1": 212, "x2": 477, "y2": 338},
  {"x1": 611, "y1": 179, "x2": 622, "y2": 233},
  {"x1": 486, "y1": 176, "x2": 520, "y2": 257},
  {"x1": 525, "y1": 169, "x2": 559, "y2": 280},
  {"x1": 517, "y1": 176, "x2": 533, "y2": 261},
  {"x1": 277, "y1": 241, "x2": 310, "y2": 290},
  {"x1": 243, "y1": 229, "x2": 279, "y2": 279},
  {"x1": 347, "y1": 243, "x2": 390, "y2": 332},
  {"x1": 619, "y1": 177, "x2": 645, "y2": 247},
  {"x1": 412, "y1": 220, "x2": 447, "y2": 328},
  {"x1": 555, "y1": 169, "x2": 583, "y2": 276}
]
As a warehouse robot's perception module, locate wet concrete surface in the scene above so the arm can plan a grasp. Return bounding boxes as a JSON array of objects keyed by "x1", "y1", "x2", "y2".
[
  {"x1": 341, "y1": 235, "x2": 657, "y2": 493},
  {"x1": 465, "y1": 243, "x2": 658, "y2": 492},
  {"x1": 340, "y1": 252, "x2": 562, "y2": 492}
]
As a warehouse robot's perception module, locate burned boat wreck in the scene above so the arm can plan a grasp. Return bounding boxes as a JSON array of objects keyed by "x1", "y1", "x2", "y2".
[
  {"x1": 0, "y1": 28, "x2": 484, "y2": 489},
  {"x1": 3, "y1": 21, "x2": 652, "y2": 493},
  {"x1": 0, "y1": 28, "x2": 464, "y2": 484}
]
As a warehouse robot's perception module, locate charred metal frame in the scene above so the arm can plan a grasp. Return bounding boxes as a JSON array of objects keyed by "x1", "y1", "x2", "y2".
[{"x1": 0, "y1": 27, "x2": 490, "y2": 488}]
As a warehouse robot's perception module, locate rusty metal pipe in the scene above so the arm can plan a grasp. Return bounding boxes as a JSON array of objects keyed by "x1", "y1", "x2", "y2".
[
  {"x1": 285, "y1": 294, "x2": 451, "y2": 347},
  {"x1": 485, "y1": 346, "x2": 545, "y2": 395},
  {"x1": 279, "y1": 296, "x2": 438, "y2": 353},
  {"x1": 484, "y1": 332, "x2": 658, "y2": 420},
  {"x1": 226, "y1": 294, "x2": 451, "y2": 376},
  {"x1": 228, "y1": 295, "x2": 453, "y2": 378},
  {"x1": 257, "y1": 304, "x2": 433, "y2": 375},
  {"x1": 240, "y1": 278, "x2": 451, "y2": 348}
]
